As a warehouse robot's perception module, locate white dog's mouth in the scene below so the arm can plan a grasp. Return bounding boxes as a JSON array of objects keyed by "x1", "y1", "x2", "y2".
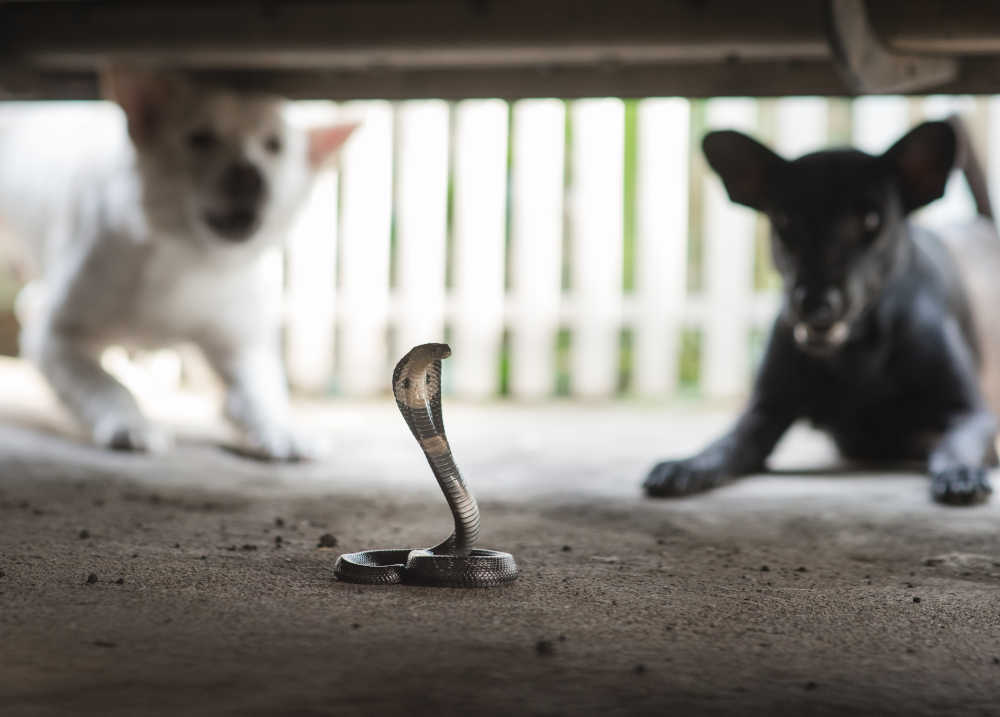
[
  {"x1": 793, "y1": 321, "x2": 849, "y2": 355},
  {"x1": 204, "y1": 208, "x2": 260, "y2": 242}
]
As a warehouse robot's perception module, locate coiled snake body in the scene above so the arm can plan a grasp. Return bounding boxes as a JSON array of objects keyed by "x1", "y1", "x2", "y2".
[{"x1": 334, "y1": 343, "x2": 518, "y2": 587}]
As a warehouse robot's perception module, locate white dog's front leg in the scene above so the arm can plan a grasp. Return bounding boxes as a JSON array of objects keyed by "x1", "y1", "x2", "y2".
[
  {"x1": 205, "y1": 342, "x2": 314, "y2": 461},
  {"x1": 35, "y1": 331, "x2": 170, "y2": 452}
]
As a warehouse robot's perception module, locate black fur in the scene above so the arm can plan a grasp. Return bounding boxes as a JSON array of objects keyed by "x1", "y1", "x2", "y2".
[{"x1": 644, "y1": 120, "x2": 997, "y2": 506}]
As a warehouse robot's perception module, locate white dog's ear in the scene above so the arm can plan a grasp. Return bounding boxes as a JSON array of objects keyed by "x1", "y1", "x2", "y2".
[
  {"x1": 101, "y1": 65, "x2": 183, "y2": 147},
  {"x1": 308, "y1": 123, "x2": 359, "y2": 168}
]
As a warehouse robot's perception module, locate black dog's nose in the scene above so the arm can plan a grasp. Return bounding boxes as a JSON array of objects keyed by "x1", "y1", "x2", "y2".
[
  {"x1": 220, "y1": 162, "x2": 264, "y2": 202},
  {"x1": 793, "y1": 286, "x2": 843, "y2": 329}
]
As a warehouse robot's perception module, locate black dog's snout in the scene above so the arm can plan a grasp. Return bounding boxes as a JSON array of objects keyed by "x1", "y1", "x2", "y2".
[
  {"x1": 220, "y1": 162, "x2": 264, "y2": 202},
  {"x1": 792, "y1": 286, "x2": 844, "y2": 329}
]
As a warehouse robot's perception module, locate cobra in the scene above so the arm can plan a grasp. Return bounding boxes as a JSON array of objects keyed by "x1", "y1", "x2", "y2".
[{"x1": 334, "y1": 343, "x2": 519, "y2": 587}]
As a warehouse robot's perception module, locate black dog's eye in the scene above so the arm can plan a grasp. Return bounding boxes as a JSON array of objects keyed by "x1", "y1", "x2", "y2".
[
  {"x1": 264, "y1": 134, "x2": 283, "y2": 154},
  {"x1": 863, "y1": 210, "x2": 881, "y2": 233},
  {"x1": 187, "y1": 128, "x2": 219, "y2": 151},
  {"x1": 771, "y1": 211, "x2": 790, "y2": 232}
]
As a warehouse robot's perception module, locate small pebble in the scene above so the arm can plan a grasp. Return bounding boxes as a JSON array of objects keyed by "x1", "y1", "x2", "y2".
[
  {"x1": 992, "y1": 657, "x2": 999, "y2": 665},
  {"x1": 535, "y1": 640, "x2": 554, "y2": 656},
  {"x1": 86, "y1": 573, "x2": 98, "y2": 584},
  {"x1": 241, "y1": 544, "x2": 257, "y2": 551},
  {"x1": 200, "y1": 555, "x2": 207, "y2": 561},
  {"x1": 760, "y1": 565, "x2": 770, "y2": 572},
  {"x1": 115, "y1": 578, "x2": 124, "y2": 585},
  {"x1": 78, "y1": 529, "x2": 90, "y2": 540},
  {"x1": 173, "y1": 543, "x2": 180, "y2": 549},
  {"x1": 805, "y1": 681, "x2": 818, "y2": 691},
  {"x1": 0, "y1": 570, "x2": 5, "y2": 578},
  {"x1": 558, "y1": 634, "x2": 567, "y2": 642},
  {"x1": 795, "y1": 566, "x2": 808, "y2": 573},
  {"x1": 561, "y1": 545, "x2": 572, "y2": 552},
  {"x1": 274, "y1": 517, "x2": 285, "y2": 528},
  {"x1": 274, "y1": 536, "x2": 283, "y2": 545},
  {"x1": 913, "y1": 597, "x2": 922, "y2": 603},
  {"x1": 351, "y1": 622, "x2": 361, "y2": 630},
  {"x1": 93, "y1": 640, "x2": 116, "y2": 648},
  {"x1": 317, "y1": 533, "x2": 338, "y2": 548},
  {"x1": 633, "y1": 664, "x2": 646, "y2": 675}
]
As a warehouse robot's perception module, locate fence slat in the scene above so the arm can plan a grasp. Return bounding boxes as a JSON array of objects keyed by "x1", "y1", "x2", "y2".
[
  {"x1": 701, "y1": 98, "x2": 758, "y2": 398},
  {"x1": 283, "y1": 103, "x2": 341, "y2": 392},
  {"x1": 634, "y1": 98, "x2": 690, "y2": 397},
  {"x1": 510, "y1": 99, "x2": 566, "y2": 399},
  {"x1": 284, "y1": 169, "x2": 339, "y2": 392},
  {"x1": 990, "y1": 97, "x2": 1000, "y2": 219},
  {"x1": 569, "y1": 99, "x2": 625, "y2": 398},
  {"x1": 851, "y1": 95, "x2": 909, "y2": 154},
  {"x1": 775, "y1": 97, "x2": 828, "y2": 158},
  {"x1": 919, "y1": 95, "x2": 979, "y2": 227},
  {"x1": 338, "y1": 101, "x2": 394, "y2": 396},
  {"x1": 395, "y1": 101, "x2": 450, "y2": 359},
  {"x1": 452, "y1": 99, "x2": 509, "y2": 398}
]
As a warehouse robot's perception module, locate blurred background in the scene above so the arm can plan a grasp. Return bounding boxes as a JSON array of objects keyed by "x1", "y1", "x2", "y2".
[{"x1": 0, "y1": 94, "x2": 991, "y2": 406}]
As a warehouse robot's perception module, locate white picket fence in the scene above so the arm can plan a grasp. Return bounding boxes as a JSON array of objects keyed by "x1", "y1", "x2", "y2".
[
  {"x1": 282, "y1": 94, "x2": 994, "y2": 400},
  {"x1": 1, "y1": 95, "x2": 996, "y2": 402}
]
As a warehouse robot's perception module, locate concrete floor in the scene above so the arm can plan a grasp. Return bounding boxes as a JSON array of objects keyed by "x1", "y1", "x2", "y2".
[{"x1": 1, "y1": 359, "x2": 1000, "y2": 716}]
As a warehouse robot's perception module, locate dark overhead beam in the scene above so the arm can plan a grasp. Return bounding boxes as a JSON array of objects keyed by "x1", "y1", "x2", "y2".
[{"x1": 1, "y1": 1, "x2": 999, "y2": 99}]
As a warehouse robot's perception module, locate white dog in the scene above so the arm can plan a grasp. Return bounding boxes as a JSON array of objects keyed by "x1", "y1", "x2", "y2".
[{"x1": 0, "y1": 68, "x2": 356, "y2": 460}]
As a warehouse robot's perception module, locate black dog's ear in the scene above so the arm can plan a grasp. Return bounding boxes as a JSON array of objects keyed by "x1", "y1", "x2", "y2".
[
  {"x1": 702, "y1": 130, "x2": 785, "y2": 211},
  {"x1": 883, "y1": 121, "x2": 957, "y2": 213}
]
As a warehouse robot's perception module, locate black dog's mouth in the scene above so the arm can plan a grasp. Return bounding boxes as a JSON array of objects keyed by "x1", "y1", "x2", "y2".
[
  {"x1": 793, "y1": 321, "x2": 850, "y2": 356},
  {"x1": 204, "y1": 208, "x2": 260, "y2": 242}
]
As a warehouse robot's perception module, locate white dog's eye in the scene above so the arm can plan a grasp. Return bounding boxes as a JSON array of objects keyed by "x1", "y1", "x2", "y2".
[
  {"x1": 264, "y1": 135, "x2": 283, "y2": 154},
  {"x1": 187, "y1": 129, "x2": 219, "y2": 151},
  {"x1": 863, "y1": 210, "x2": 881, "y2": 232}
]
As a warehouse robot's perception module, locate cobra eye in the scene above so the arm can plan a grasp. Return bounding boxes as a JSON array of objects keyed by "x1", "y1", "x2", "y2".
[
  {"x1": 187, "y1": 128, "x2": 218, "y2": 151},
  {"x1": 863, "y1": 210, "x2": 881, "y2": 233}
]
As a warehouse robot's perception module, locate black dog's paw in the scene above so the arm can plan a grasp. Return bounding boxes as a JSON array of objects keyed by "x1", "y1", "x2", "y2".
[
  {"x1": 643, "y1": 455, "x2": 731, "y2": 498},
  {"x1": 930, "y1": 466, "x2": 993, "y2": 506}
]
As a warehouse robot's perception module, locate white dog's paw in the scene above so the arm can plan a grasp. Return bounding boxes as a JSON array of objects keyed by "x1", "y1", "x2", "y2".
[
  {"x1": 93, "y1": 416, "x2": 172, "y2": 454},
  {"x1": 243, "y1": 426, "x2": 322, "y2": 463}
]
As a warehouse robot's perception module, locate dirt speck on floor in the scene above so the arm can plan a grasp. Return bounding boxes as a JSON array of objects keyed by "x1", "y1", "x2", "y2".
[{"x1": 535, "y1": 640, "x2": 555, "y2": 656}]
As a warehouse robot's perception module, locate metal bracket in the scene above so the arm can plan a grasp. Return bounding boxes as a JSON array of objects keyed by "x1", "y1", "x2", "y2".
[{"x1": 827, "y1": 0, "x2": 958, "y2": 94}]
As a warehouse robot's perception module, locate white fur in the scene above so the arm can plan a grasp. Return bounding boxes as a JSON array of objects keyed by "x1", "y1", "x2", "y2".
[{"x1": 0, "y1": 75, "x2": 354, "y2": 460}]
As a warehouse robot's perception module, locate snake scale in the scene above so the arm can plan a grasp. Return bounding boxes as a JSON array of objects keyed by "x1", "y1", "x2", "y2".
[{"x1": 334, "y1": 343, "x2": 519, "y2": 588}]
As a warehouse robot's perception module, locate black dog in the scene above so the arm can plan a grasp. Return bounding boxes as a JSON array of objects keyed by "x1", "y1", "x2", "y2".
[{"x1": 644, "y1": 119, "x2": 998, "y2": 505}]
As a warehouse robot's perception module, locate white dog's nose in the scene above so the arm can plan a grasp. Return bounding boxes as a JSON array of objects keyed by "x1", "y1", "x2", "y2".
[{"x1": 220, "y1": 162, "x2": 264, "y2": 202}]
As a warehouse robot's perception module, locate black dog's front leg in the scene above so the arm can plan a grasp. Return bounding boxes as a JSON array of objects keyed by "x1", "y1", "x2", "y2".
[
  {"x1": 644, "y1": 330, "x2": 800, "y2": 498},
  {"x1": 918, "y1": 315, "x2": 998, "y2": 505},
  {"x1": 643, "y1": 399, "x2": 795, "y2": 497},
  {"x1": 929, "y1": 410, "x2": 997, "y2": 505}
]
